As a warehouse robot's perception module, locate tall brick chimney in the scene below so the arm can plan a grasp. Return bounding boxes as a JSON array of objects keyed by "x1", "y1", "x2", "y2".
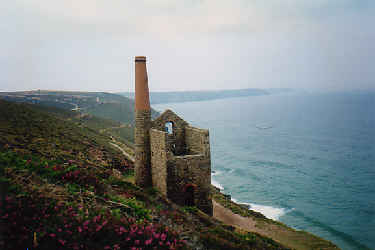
[{"x1": 134, "y1": 56, "x2": 152, "y2": 187}]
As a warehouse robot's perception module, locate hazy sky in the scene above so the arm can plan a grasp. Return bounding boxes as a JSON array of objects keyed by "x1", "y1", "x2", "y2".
[{"x1": 1, "y1": 0, "x2": 374, "y2": 92}]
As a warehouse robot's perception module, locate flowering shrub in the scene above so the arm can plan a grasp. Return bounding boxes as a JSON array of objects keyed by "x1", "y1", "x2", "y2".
[
  {"x1": 1, "y1": 193, "x2": 186, "y2": 249},
  {"x1": 0, "y1": 151, "x2": 112, "y2": 194},
  {"x1": 0, "y1": 151, "x2": 186, "y2": 249}
]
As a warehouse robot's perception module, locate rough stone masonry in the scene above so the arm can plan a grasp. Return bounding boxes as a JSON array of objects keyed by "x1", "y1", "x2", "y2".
[{"x1": 134, "y1": 56, "x2": 213, "y2": 215}]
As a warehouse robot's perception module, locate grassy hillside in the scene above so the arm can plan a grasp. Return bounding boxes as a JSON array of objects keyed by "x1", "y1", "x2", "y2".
[
  {"x1": 0, "y1": 100, "x2": 291, "y2": 250},
  {"x1": 0, "y1": 100, "x2": 129, "y2": 167},
  {"x1": 85, "y1": 102, "x2": 159, "y2": 125},
  {"x1": 0, "y1": 90, "x2": 159, "y2": 126}
]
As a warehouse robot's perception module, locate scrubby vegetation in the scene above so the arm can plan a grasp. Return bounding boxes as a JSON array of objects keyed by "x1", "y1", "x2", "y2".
[
  {"x1": 0, "y1": 151, "x2": 184, "y2": 250},
  {"x1": 0, "y1": 100, "x2": 291, "y2": 249}
]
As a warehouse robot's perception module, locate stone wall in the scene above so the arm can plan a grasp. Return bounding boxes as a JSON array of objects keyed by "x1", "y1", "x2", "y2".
[
  {"x1": 148, "y1": 109, "x2": 213, "y2": 215},
  {"x1": 185, "y1": 126, "x2": 210, "y2": 158},
  {"x1": 134, "y1": 110, "x2": 152, "y2": 187},
  {"x1": 152, "y1": 109, "x2": 188, "y2": 155},
  {"x1": 168, "y1": 154, "x2": 212, "y2": 215},
  {"x1": 150, "y1": 128, "x2": 168, "y2": 196}
]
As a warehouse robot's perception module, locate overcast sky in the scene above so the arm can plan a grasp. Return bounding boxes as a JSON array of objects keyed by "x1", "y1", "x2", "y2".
[{"x1": 1, "y1": 0, "x2": 374, "y2": 92}]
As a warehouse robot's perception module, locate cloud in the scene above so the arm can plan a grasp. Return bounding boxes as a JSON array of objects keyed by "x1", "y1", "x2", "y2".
[
  {"x1": 0, "y1": 1, "x2": 374, "y2": 91},
  {"x1": 6, "y1": 0, "x2": 374, "y2": 37}
]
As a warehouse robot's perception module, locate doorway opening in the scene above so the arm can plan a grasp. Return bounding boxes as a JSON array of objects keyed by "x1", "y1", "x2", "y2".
[{"x1": 184, "y1": 184, "x2": 196, "y2": 206}]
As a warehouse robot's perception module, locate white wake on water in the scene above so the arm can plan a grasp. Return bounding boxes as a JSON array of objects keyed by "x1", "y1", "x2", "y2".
[
  {"x1": 212, "y1": 171, "x2": 224, "y2": 190},
  {"x1": 231, "y1": 198, "x2": 292, "y2": 221},
  {"x1": 211, "y1": 172, "x2": 292, "y2": 220},
  {"x1": 212, "y1": 179, "x2": 224, "y2": 190}
]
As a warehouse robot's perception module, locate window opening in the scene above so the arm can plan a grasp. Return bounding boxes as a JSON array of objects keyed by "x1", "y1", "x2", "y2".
[{"x1": 165, "y1": 122, "x2": 173, "y2": 134}]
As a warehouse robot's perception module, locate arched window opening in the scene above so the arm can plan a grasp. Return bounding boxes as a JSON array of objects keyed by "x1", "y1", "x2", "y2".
[
  {"x1": 165, "y1": 122, "x2": 173, "y2": 135},
  {"x1": 184, "y1": 185, "x2": 195, "y2": 206}
]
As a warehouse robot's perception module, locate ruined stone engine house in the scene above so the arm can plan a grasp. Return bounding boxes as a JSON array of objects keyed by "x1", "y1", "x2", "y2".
[{"x1": 134, "y1": 56, "x2": 213, "y2": 215}]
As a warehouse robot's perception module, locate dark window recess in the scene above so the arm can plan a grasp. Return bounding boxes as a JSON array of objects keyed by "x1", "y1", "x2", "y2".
[{"x1": 185, "y1": 186, "x2": 195, "y2": 206}]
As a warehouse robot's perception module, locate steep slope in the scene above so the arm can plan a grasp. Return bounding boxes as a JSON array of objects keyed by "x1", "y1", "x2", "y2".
[{"x1": 0, "y1": 100, "x2": 290, "y2": 250}]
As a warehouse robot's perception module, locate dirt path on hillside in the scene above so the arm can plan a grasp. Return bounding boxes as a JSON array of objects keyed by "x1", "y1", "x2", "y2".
[
  {"x1": 213, "y1": 200, "x2": 266, "y2": 234},
  {"x1": 213, "y1": 200, "x2": 339, "y2": 250},
  {"x1": 110, "y1": 142, "x2": 135, "y2": 162}
]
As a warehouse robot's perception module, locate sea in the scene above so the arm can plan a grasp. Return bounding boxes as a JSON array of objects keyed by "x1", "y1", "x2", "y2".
[{"x1": 153, "y1": 91, "x2": 375, "y2": 250}]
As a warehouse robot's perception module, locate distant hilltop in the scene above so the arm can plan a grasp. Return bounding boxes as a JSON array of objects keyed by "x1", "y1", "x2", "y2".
[
  {"x1": 118, "y1": 88, "x2": 293, "y2": 104},
  {"x1": 0, "y1": 90, "x2": 159, "y2": 125}
]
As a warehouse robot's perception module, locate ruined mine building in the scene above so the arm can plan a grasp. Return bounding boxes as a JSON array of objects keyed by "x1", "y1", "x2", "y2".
[{"x1": 134, "y1": 56, "x2": 213, "y2": 215}]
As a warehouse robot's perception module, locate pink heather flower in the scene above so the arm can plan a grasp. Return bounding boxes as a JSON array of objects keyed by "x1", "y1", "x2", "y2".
[
  {"x1": 145, "y1": 238, "x2": 152, "y2": 245},
  {"x1": 58, "y1": 228, "x2": 62, "y2": 232},
  {"x1": 113, "y1": 244, "x2": 120, "y2": 250},
  {"x1": 135, "y1": 240, "x2": 140, "y2": 245},
  {"x1": 96, "y1": 225, "x2": 102, "y2": 232},
  {"x1": 78, "y1": 226, "x2": 82, "y2": 233},
  {"x1": 161, "y1": 233, "x2": 167, "y2": 241},
  {"x1": 49, "y1": 233, "x2": 56, "y2": 237},
  {"x1": 83, "y1": 220, "x2": 90, "y2": 226},
  {"x1": 58, "y1": 239, "x2": 66, "y2": 245},
  {"x1": 102, "y1": 220, "x2": 108, "y2": 226},
  {"x1": 153, "y1": 233, "x2": 160, "y2": 239},
  {"x1": 104, "y1": 246, "x2": 111, "y2": 250}
]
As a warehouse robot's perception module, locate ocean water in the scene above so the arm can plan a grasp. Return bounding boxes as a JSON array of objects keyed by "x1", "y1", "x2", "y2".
[{"x1": 153, "y1": 91, "x2": 375, "y2": 250}]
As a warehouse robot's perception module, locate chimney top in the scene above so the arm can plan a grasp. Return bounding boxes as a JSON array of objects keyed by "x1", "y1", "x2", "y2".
[
  {"x1": 135, "y1": 56, "x2": 150, "y2": 111},
  {"x1": 135, "y1": 56, "x2": 146, "y2": 62}
]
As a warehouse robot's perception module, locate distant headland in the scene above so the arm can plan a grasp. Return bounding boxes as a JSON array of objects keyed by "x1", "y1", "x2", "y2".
[{"x1": 119, "y1": 88, "x2": 293, "y2": 104}]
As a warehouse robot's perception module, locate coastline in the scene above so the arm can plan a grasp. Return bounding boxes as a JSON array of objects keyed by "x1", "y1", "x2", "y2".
[
  {"x1": 211, "y1": 174, "x2": 291, "y2": 222},
  {"x1": 211, "y1": 185, "x2": 340, "y2": 250},
  {"x1": 153, "y1": 93, "x2": 375, "y2": 250}
]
